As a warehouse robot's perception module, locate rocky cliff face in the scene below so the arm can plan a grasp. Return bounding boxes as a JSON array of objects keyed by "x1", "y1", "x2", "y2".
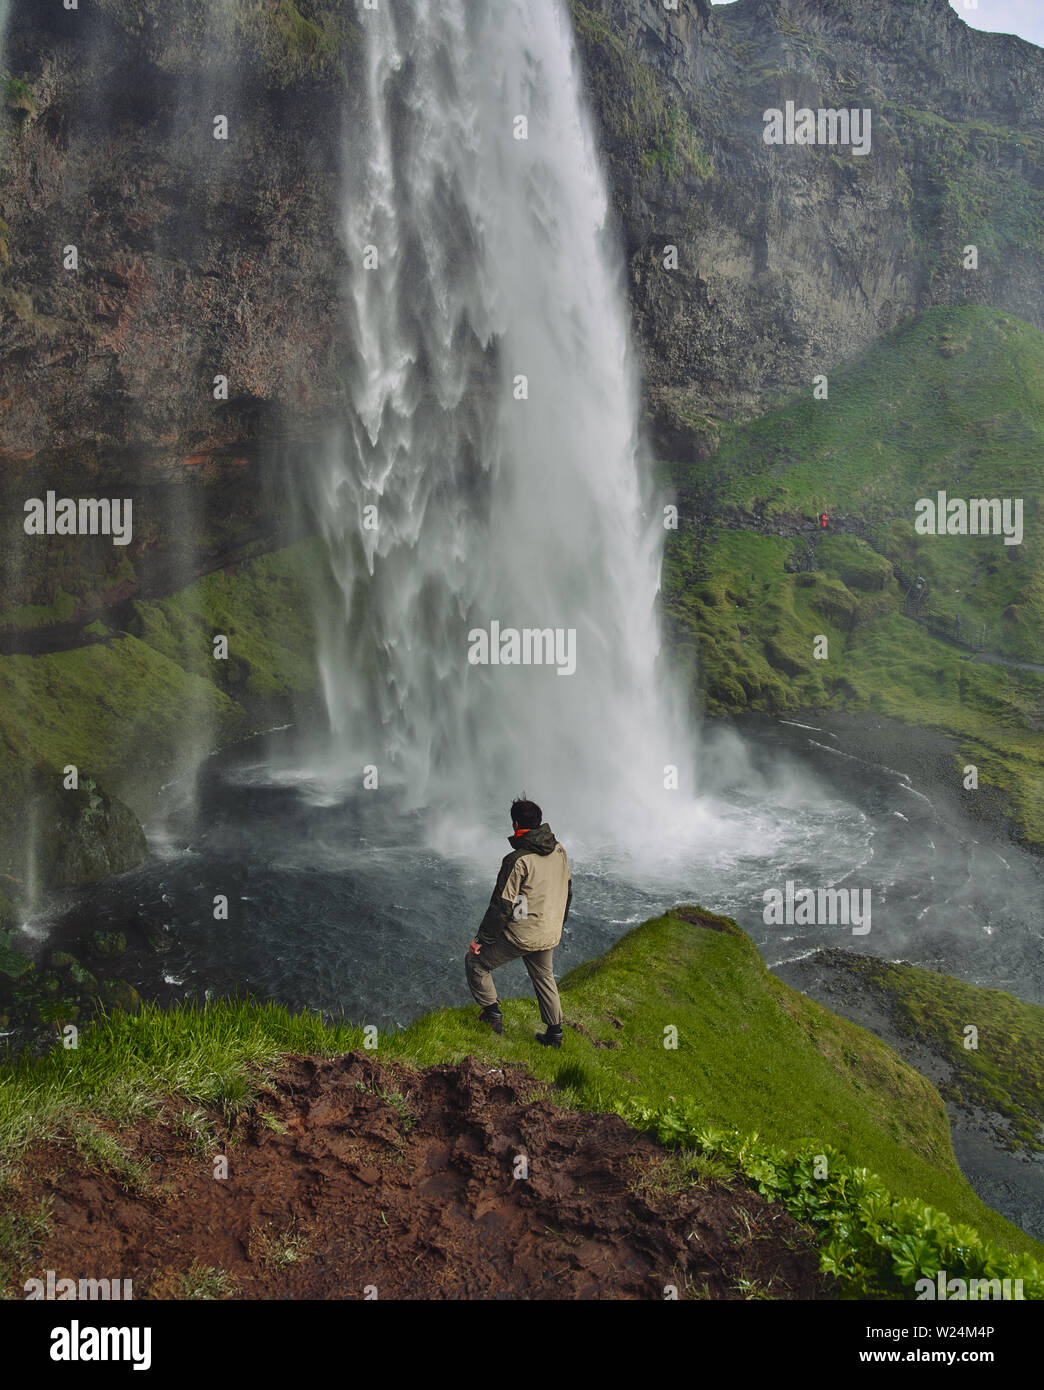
[
  {"x1": 1, "y1": 1, "x2": 352, "y2": 463},
  {"x1": 1, "y1": 0, "x2": 358, "y2": 627},
  {"x1": 2, "y1": 0, "x2": 1041, "y2": 611},
  {"x1": 570, "y1": 0, "x2": 1044, "y2": 453}
]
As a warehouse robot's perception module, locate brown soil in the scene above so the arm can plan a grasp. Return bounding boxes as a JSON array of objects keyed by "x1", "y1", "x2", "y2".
[{"x1": 7, "y1": 1052, "x2": 831, "y2": 1300}]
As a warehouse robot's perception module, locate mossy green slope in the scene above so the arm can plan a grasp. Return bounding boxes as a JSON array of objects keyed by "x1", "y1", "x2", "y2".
[
  {"x1": 662, "y1": 306, "x2": 1044, "y2": 847},
  {"x1": 124, "y1": 545, "x2": 321, "y2": 711},
  {"x1": 0, "y1": 542, "x2": 321, "y2": 926},
  {"x1": 686, "y1": 306, "x2": 1042, "y2": 658},
  {"x1": 0, "y1": 638, "x2": 242, "y2": 810},
  {"x1": 839, "y1": 954, "x2": 1044, "y2": 1154},
  {"x1": 387, "y1": 907, "x2": 1040, "y2": 1259}
]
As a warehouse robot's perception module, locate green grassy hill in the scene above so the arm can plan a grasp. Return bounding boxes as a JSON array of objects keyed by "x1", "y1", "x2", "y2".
[
  {"x1": 2, "y1": 907, "x2": 1041, "y2": 1297},
  {"x1": 0, "y1": 542, "x2": 323, "y2": 929},
  {"x1": 662, "y1": 306, "x2": 1044, "y2": 848},
  {"x1": 828, "y1": 952, "x2": 1044, "y2": 1154},
  {"x1": 394, "y1": 907, "x2": 1041, "y2": 1263}
]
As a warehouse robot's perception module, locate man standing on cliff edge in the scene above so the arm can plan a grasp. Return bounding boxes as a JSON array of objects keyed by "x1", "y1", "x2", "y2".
[{"x1": 466, "y1": 796, "x2": 572, "y2": 1048}]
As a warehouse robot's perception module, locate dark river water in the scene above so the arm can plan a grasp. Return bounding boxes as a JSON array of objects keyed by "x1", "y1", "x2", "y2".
[{"x1": 23, "y1": 716, "x2": 1044, "y2": 1026}]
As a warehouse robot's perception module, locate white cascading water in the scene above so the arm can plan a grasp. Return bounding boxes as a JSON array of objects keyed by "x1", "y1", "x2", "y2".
[{"x1": 309, "y1": 0, "x2": 696, "y2": 853}]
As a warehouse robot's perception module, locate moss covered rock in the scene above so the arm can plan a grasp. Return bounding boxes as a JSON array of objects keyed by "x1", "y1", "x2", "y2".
[
  {"x1": 100, "y1": 980, "x2": 142, "y2": 1013},
  {"x1": 817, "y1": 536, "x2": 895, "y2": 593},
  {"x1": 0, "y1": 930, "x2": 33, "y2": 980},
  {"x1": 36, "y1": 774, "x2": 148, "y2": 889},
  {"x1": 89, "y1": 930, "x2": 128, "y2": 959}
]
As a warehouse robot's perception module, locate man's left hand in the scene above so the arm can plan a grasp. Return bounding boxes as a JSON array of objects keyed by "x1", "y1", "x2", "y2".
[{"x1": 468, "y1": 939, "x2": 483, "y2": 955}]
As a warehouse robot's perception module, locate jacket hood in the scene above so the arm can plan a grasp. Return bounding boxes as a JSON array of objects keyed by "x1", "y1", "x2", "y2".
[{"x1": 509, "y1": 822, "x2": 557, "y2": 854}]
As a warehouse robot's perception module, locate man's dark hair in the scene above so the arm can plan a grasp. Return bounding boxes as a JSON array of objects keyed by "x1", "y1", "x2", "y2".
[{"x1": 510, "y1": 796, "x2": 542, "y2": 830}]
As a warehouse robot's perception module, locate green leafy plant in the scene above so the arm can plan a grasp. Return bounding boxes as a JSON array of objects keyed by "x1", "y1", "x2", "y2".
[{"x1": 618, "y1": 1101, "x2": 1044, "y2": 1299}]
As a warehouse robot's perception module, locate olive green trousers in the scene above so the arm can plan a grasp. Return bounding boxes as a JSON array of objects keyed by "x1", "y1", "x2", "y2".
[{"x1": 465, "y1": 935, "x2": 563, "y2": 1026}]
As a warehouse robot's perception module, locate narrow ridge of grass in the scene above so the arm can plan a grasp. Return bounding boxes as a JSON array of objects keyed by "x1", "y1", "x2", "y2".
[{"x1": 1, "y1": 906, "x2": 1039, "y2": 1289}]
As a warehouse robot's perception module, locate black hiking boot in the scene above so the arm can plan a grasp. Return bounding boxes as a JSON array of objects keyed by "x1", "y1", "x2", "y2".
[
  {"x1": 535, "y1": 1022, "x2": 563, "y2": 1048},
  {"x1": 478, "y1": 1005, "x2": 503, "y2": 1035}
]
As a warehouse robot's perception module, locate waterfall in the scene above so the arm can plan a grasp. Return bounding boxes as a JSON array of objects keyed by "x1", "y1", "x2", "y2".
[{"x1": 308, "y1": 0, "x2": 694, "y2": 848}]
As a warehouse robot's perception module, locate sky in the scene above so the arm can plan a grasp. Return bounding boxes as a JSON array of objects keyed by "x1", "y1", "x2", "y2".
[
  {"x1": 944, "y1": 0, "x2": 1044, "y2": 45},
  {"x1": 709, "y1": 0, "x2": 1044, "y2": 48}
]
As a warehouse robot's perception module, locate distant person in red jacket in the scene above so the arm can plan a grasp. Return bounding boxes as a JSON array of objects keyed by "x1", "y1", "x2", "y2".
[{"x1": 820, "y1": 513, "x2": 828, "y2": 528}]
